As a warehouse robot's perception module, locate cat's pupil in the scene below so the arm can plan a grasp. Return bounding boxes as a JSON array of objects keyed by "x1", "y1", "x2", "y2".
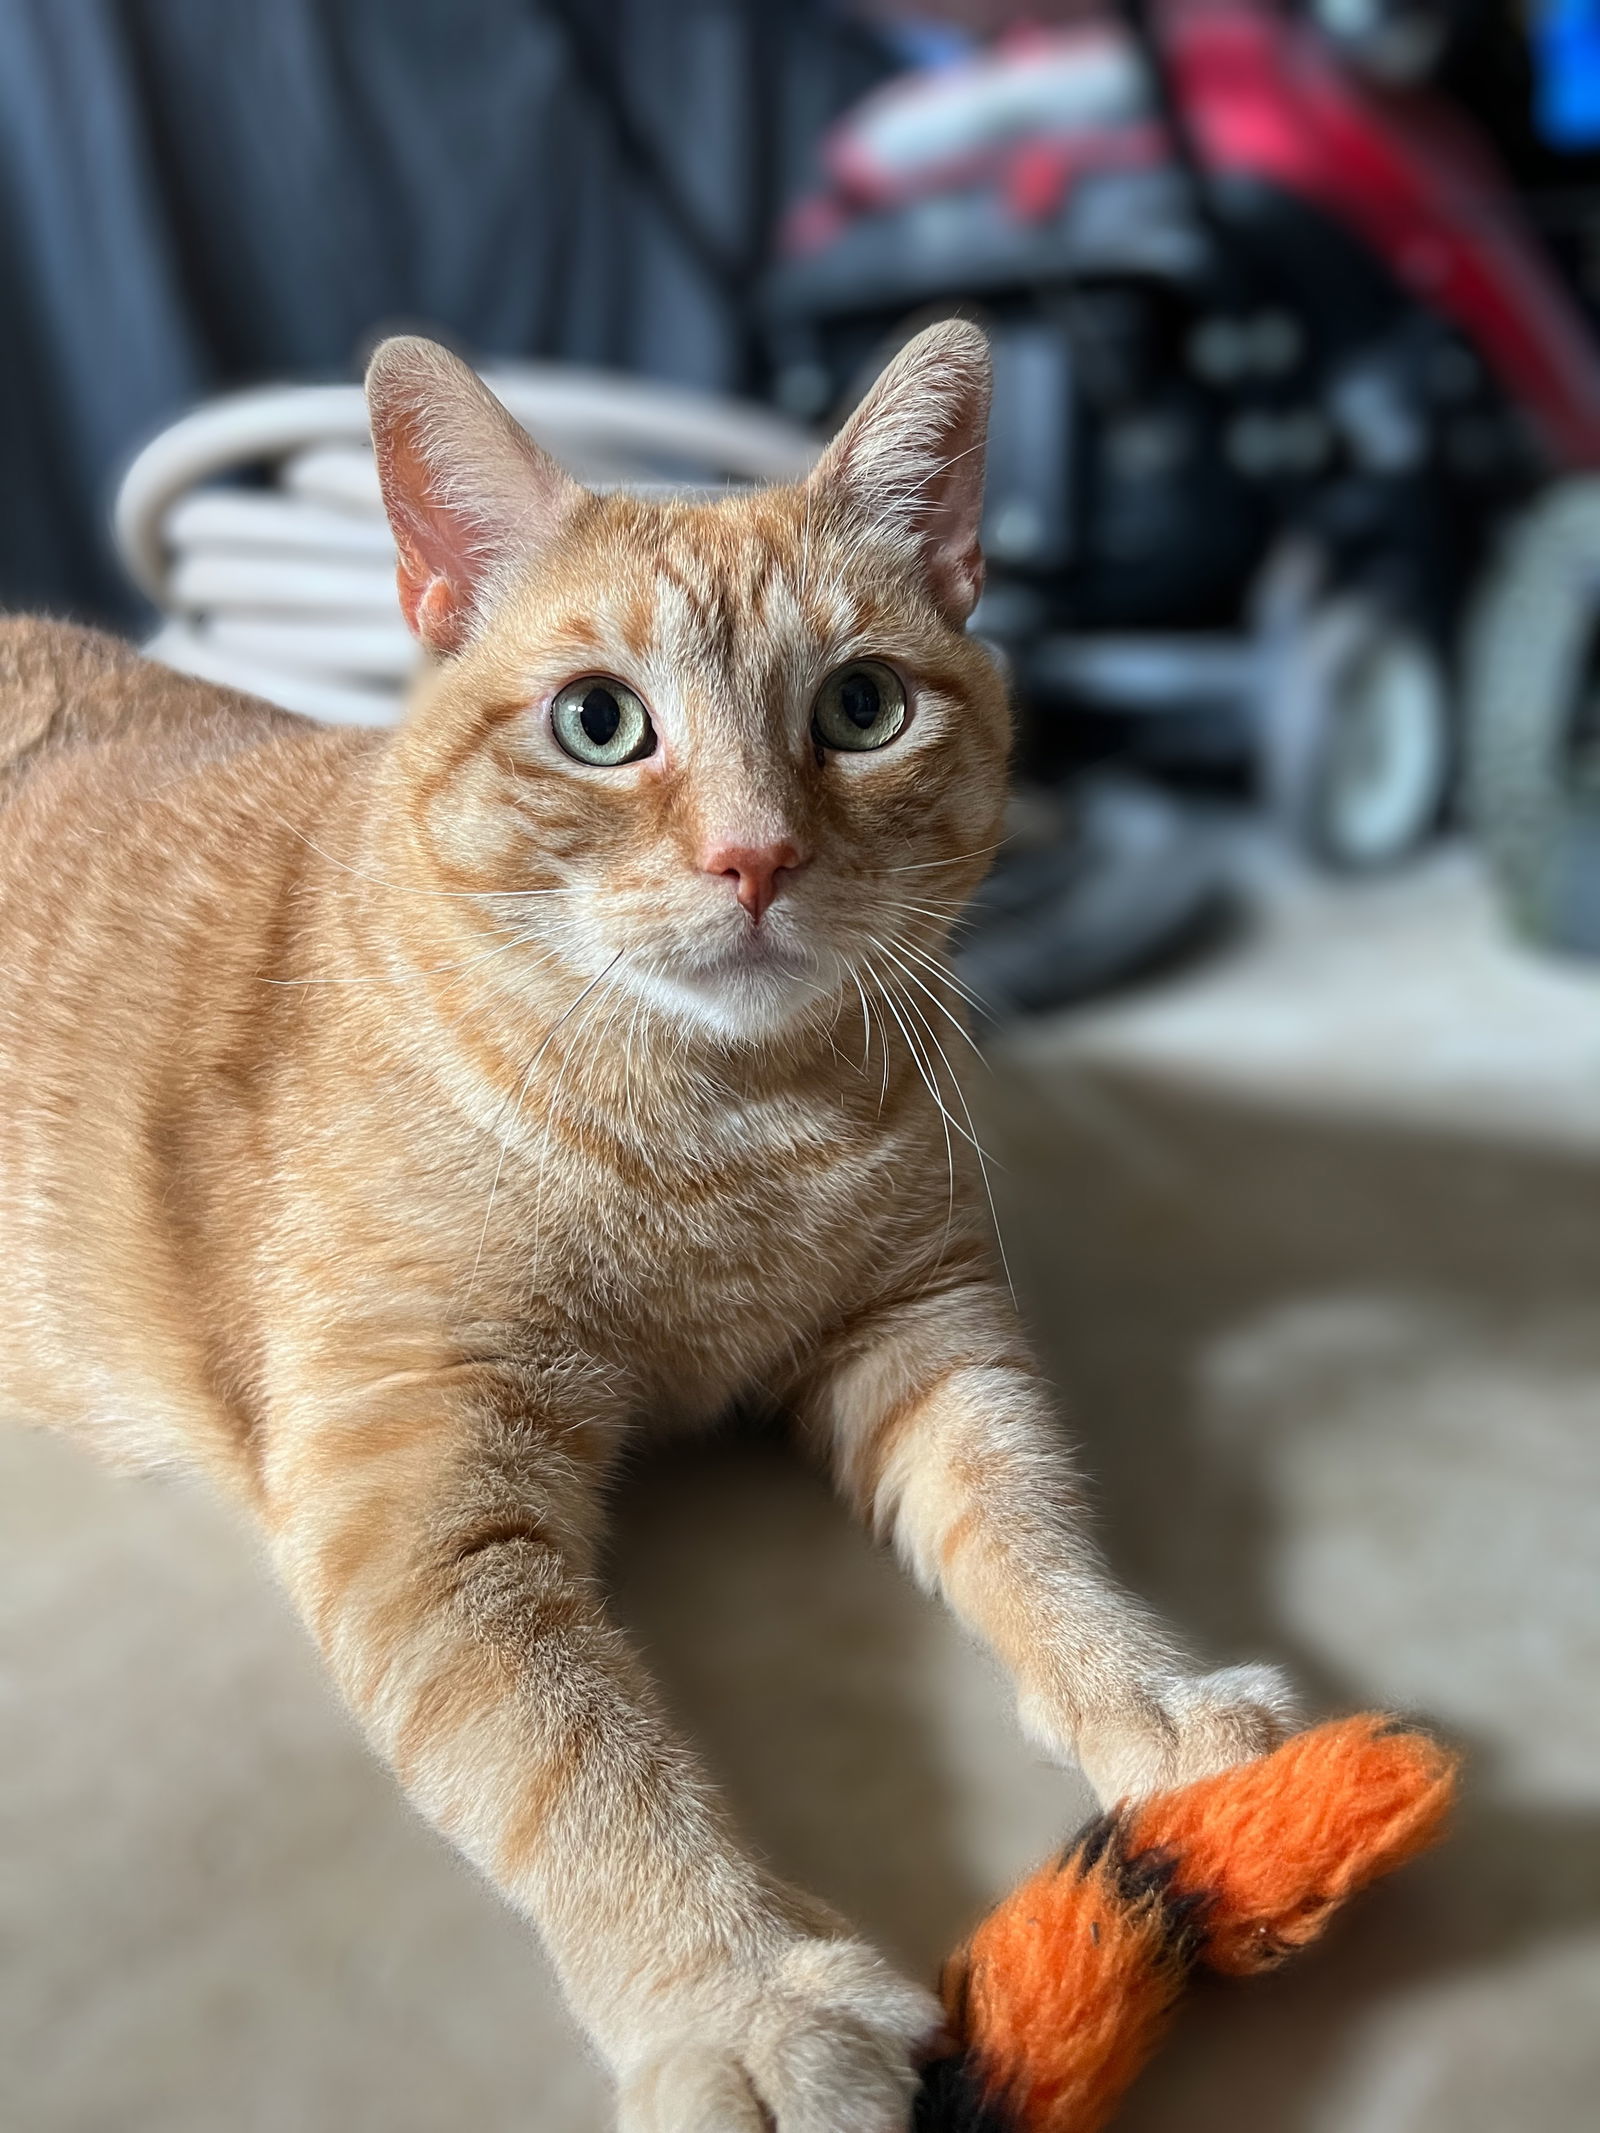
[
  {"x1": 580, "y1": 687, "x2": 622, "y2": 746},
  {"x1": 839, "y1": 670, "x2": 881, "y2": 730}
]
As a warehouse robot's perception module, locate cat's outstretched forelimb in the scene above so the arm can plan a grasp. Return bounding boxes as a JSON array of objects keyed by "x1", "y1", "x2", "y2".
[
  {"x1": 795, "y1": 1274, "x2": 1296, "y2": 1810},
  {"x1": 263, "y1": 1350, "x2": 939, "y2": 2131}
]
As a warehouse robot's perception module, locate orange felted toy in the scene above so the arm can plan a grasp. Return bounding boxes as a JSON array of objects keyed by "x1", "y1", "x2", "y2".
[{"x1": 914, "y1": 1715, "x2": 1459, "y2": 2132}]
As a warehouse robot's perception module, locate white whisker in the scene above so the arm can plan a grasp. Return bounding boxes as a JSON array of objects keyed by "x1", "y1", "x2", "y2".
[
  {"x1": 867, "y1": 956, "x2": 957, "y2": 1248},
  {"x1": 882, "y1": 929, "x2": 993, "y2": 1021},
  {"x1": 269, "y1": 813, "x2": 565, "y2": 904},
  {"x1": 258, "y1": 921, "x2": 557, "y2": 990},
  {"x1": 871, "y1": 936, "x2": 984, "y2": 1060},
  {"x1": 860, "y1": 840, "x2": 1007, "y2": 876},
  {"x1": 892, "y1": 968, "x2": 1017, "y2": 1308},
  {"x1": 465, "y1": 950, "x2": 626, "y2": 1298},
  {"x1": 531, "y1": 973, "x2": 633, "y2": 1247}
]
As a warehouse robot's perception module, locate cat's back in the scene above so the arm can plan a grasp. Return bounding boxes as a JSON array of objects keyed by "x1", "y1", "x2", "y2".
[
  {"x1": 0, "y1": 615, "x2": 380, "y2": 908},
  {"x1": 0, "y1": 614, "x2": 375, "y2": 1032},
  {"x1": 0, "y1": 619, "x2": 382, "y2": 1459},
  {"x1": 0, "y1": 616, "x2": 301, "y2": 791}
]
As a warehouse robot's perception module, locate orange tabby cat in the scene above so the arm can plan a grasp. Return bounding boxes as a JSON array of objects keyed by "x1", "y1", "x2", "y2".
[{"x1": 0, "y1": 324, "x2": 1291, "y2": 2130}]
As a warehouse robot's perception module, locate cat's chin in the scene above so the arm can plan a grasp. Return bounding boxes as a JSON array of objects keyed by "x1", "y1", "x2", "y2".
[{"x1": 631, "y1": 946, "x2": 831, "y2": 1048}]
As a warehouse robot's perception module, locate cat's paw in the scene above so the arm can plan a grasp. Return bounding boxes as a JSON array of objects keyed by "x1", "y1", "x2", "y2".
[
  {"x1": 616, "y1": 1936, "x2": 940, "y2": 2133},
  {"x1": 1073, "y1": 1663, "x2": 1299, "y2": 1806}
]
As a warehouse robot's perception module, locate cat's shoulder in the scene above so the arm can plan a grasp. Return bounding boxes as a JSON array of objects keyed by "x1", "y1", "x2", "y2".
[{"x1": 0, "y1": 615, "x2": 310, "y2": 779}]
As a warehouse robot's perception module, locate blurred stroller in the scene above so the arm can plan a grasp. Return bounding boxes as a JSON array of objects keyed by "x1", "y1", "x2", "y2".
[{"x1": 769, "y1": 0, "x2": 1600, "y2": 919}]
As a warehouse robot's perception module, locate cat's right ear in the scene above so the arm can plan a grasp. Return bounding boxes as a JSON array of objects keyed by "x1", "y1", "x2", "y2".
[
  {"x1": 807, "y1": 318, "x2": 991, "y2": 625},
  {"x1": 365, "y1": 337, "x2": 583, "y2": 655}
]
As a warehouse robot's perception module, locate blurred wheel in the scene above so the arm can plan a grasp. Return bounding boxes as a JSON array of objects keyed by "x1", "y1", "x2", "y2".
[
  {"x1": 1466, "y1": 478, "x2": 1600, "y2": 955},
  {"x1": 956, "y1": 776, "x2": 1232, "y2": 1020},
  {"x1": 1261, "y1": 594, "x2": 1451, "y2": 871}
]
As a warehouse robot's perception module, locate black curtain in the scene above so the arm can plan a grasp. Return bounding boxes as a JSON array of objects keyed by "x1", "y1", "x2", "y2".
[{"x1": 0, "y1": 0, "x2": 887, "y2": 625}]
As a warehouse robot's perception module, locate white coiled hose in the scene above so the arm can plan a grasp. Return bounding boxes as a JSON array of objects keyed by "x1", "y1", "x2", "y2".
[{"x1": 114, "y1": 366, "x2": 818, "y2": 726}]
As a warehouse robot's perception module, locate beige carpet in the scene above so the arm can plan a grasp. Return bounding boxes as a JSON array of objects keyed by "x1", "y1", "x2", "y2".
[{"x1": 5, "y1": 849, "x2": 1600, "y2": 2130}]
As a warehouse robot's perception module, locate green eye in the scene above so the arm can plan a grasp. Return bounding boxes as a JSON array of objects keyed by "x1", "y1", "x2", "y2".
[
  {"x1": 812, "y1": 661, "x2": 908, "y2": 753},
  {"x1": 551, "y1": 677, "x2": 655, "y2": 766}
]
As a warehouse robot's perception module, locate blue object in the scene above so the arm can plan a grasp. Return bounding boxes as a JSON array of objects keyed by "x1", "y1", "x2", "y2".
[
  {"x1": 877, "y1": 21, "x2": 976, "y2": 73},
  {"x1": 1534, "y1": 0, "x2": 1600, "y2": 150}
]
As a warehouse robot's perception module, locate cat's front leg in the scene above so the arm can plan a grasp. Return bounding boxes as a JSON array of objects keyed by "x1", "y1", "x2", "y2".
[
  {"x1": 260, "y1": 1353, "x2": 937, "y2": 2131},
  {"x1": 797, "y1": 1278, "x2": 1296, "y2": 1803}
]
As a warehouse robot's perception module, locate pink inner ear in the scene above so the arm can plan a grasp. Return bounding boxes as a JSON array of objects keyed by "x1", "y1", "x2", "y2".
[
  {"x1": 374, "y1": 407, "x2": 485, "y2": 655},
  {"x1": 928, "y1": 520, "x2": 985, "y2": 625},
  {"x1": 367, "y1": 337, "x2": 586, "y2": 660},
  {"x1": 401, "y1": 570, "x2": 465, "y2": 654},
  {"x1": 809, "y1": 321, "x2": 992, "y2": 628},
  {"x1": 904, "y1": 377, "x2": 989, "y2": 625}
]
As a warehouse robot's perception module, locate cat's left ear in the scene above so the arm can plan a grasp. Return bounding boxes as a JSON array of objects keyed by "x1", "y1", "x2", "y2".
[
  {"x1": 807, "y1": 318, "x2": 991, "y2": 625},
  {"x1": 365, "y1": 336, "x2": 584, "y2": 655}
]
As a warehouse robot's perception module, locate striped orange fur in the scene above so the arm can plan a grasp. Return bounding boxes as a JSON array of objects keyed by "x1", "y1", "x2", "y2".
[
  {"x1": 920, "y1": 1716, "x2": 1459, "y2": 2132},
  {"x1": 0, "y1": 324, "x2": 1293, "y2": 2129}
]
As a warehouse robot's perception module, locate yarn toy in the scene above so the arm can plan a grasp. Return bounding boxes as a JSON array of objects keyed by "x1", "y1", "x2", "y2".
[{"x1": 914, "y1": 1714, "x2": 1459, "y2": 2132}]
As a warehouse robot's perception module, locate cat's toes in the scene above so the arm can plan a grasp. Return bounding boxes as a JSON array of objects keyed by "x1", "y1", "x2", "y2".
[
  {"x1": 617, "y1": 2049, "x2": 771, "y2": 2132},
  {"x1": 1076, "y1": 1662, "x2": 1299, "y2": 1806},
  {"x1": 749, "y1": 1937, "x2": 941, "y2": 2133},
  {"x1": 617, "y1": 1938, "x2": 939, "y2": 2133}
]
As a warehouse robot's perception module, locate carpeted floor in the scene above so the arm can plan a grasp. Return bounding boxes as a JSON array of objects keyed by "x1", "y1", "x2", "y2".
[{"x1": 4, "y1": 849, "x2": 1599, "y2": 2130}]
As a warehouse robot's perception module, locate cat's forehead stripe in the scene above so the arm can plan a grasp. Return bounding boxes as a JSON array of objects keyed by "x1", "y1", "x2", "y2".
[{"x1": 609, "y1": 514, "x2": 872, "y2": 681}]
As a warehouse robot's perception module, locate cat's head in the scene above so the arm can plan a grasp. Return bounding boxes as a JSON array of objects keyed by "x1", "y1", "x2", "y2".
[{"x1": 366, "y1": 323, "x2": 1008, "y2": 1046}]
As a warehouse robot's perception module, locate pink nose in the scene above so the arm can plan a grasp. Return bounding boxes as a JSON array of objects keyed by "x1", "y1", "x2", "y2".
[{"x1": 702, "y1": 839, "x2": 804, "y2": 923}]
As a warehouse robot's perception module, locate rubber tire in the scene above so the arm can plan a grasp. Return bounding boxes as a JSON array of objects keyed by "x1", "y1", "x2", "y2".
[
  {"x1": 956, "y1": 777, "x2": 1229, "y2": 1019},
  {"x1": 1260, "y1": 594, "x2": 1452, "y2": 873},
  {"x1": 1466, "y1": 477, "x2": 1600, "y2": 956}
]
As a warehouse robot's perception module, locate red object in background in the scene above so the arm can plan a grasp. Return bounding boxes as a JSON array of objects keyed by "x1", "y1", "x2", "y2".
[
  {"x1": 1171, "y1": 7, "x2": 1600, "y2": 470},
  {"x1": 796, "y1": 4, "x2": 1600, "y2": 470}
]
